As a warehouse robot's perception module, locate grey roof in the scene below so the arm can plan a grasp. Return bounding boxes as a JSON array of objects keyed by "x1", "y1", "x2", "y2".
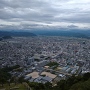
[
  {"x1": 42, "y1": 76, "x2": 52, "y2": 82},
  {"x1": 29, "y1": 78, "x2": 35, "y2": 82}
]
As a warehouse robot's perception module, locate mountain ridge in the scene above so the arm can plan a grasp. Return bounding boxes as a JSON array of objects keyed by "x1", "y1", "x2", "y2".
[{"x1": 0, "y1": 30, "x2": 37, "y2": 37}]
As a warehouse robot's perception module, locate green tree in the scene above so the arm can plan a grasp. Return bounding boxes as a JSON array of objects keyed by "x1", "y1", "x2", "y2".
[
  {"x1": 18, "y1": 76, "x2": 24, "y2": 84},
  {"x1": 0, "y1": 77, "x2": 6, "y2": 87}
]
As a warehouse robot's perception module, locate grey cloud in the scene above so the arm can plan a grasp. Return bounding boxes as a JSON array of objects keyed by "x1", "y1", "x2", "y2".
[
  {"x1": 61, "y1": 13, "x2": 90, "y2": 23},
  {"x1": 67, "y1": 25, "x2": 78, "y2": 29},
  {"x1": 0, "y1": 0, "x2": 90, "y2": 30}
]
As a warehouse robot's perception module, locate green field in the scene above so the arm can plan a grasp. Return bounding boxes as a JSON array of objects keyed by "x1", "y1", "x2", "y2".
[{"x1": 0, "y1": 83, "x2": 28, "y2": 90}]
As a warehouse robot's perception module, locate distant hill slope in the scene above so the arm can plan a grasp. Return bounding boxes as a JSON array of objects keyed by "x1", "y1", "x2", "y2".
[
  {"x1": 0, "y1": 30, "x2": 90, "y2": 39},
  {"x1": 43, "y1": 31, "x2": 89, "y2": 38},
  {"x1": 0, "y1": 31, "x2": 37, "y2": 37},
  {"x1": 31, "y1": 30, "x2": 90, "y2": 39},
  {"x1": 2, "y1": 36, "x2": 12, "y2": 39}
]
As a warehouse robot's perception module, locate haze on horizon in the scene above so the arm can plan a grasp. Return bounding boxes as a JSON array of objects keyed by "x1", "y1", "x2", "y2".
[{"x1": 0, "y1": 0, "x2": 90, "y2": 31}]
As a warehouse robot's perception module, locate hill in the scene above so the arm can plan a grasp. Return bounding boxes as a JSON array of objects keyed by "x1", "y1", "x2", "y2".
[
  {"x1": 0, "y1": 31, "x2": 37, "y2": 37},
  {"x1": 31, "y1": 30, "x2": 90, "y2": 39}
]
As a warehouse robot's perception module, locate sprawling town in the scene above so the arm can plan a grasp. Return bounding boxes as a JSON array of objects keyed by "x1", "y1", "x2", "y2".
[{"x1": 0, "y1": 36, "x2": 90, "y2": 84}]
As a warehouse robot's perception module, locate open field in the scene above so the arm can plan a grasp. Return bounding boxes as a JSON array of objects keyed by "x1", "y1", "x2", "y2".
[{"x1": 0, "y1": 83, "x2": 28, "y2": 90}]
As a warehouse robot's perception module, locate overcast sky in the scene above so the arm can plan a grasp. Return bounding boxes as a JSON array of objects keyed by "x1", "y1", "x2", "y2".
[{"x1": 0, "y1": 0, "x2": 90, "y2": 31}]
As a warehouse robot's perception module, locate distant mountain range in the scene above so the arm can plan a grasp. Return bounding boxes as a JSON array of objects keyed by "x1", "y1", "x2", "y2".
[
  {"x1": 31, "y1": 30, "x2": 90, "y2": 39},
  {"x1": 0, "y1": 31, "x2": 37, "y2": 37},
  {"x1": 0, "y1": 30, "x2": 90, "y2": 39}
]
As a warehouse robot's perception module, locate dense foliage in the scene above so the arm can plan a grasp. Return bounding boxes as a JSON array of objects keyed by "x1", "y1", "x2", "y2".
[
  {"x1": 27, "y1": 73, "x2": 90, "y2": 90},
  {"x1": 0, "y1": 65, "x2": 90, "y2": 90},
  {"x1": 47, "y1": 62, "x2": 59, "y2": 67},
  {"x1": 54, "y1": 73, "x2": 90, "y2": 90},
  {"x1": 0, "y1": 65, "x2": 20, "y2": 86}
]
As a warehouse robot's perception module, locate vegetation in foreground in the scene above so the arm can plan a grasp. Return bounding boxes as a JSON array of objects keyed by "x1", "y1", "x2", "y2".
[
  {"x1": 27, "y1": 73, "x2": 90, "y2": 90},
  {"x1": 0, "y1": 66, "x2": 90, "y2": 90}
]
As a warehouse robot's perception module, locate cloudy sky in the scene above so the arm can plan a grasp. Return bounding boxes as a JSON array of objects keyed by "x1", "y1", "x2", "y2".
[{"x1": 0, "y1": 0, "x2": 90, "y2": 31}]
